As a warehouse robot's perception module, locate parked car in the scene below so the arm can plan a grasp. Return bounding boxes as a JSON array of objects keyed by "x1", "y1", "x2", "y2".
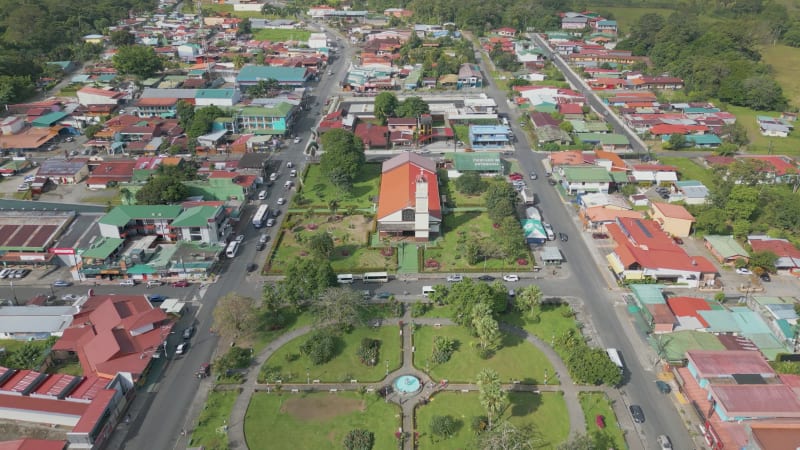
[
  {"x1": 14, "y1": 269, "x2": 30, "y2": 279},
  {"x1": 146, "y1": 280, "x2": 163, "y2": 288},
  {"x1": 672, "y1": 236, "x2": 684, "y2": 245},
  {"x1": 657, "y1": 435, "x2": 672, "y2": 450},
  {"x1": 119, "y1": 279, "x2": 136, "y2": 286},
  {"x1": 592, "y1": 232, "x2": 609, "y2": 239},
  {"x1": 377, "y1": 292, "x2": 392, "y2": 299},
  {"x1": 235, "y1": 234, "x2": 245, "y2": 242},
  {"x1": 559, "y1": 232, "x2": 568, "y2": 242},
  {"x1": 760, "y1": 272, "x2": 771, "y2": 282},
  {"x1": 736, "y1": 267, "x2": 752, "y2": 275},
  {"x1": 503, "y1": 274, "x2": 520, "y2": 282},
  {"x1": 259, "y1": 234, "x2": 269, "y2": 244},
  {"x1": 172, "y1": 280, "x2": 190, "y2": 287},
  {"x1": 277, "y1": 197, "x2": 285, "y2": 205},
  {"x1": 183, "y1": 326, "x2": 195, "y2": 340},
  {"x1": 529, "y1": 172, "x2": 538, "y2": 180},
  {"x1": 446, "y1": 274, "x2": 463, "y2": 282},
  {"x1": 53, "y1": 279, "x2": 72, "y2": 287},
  {"x1": 290, "y1": 169, "x2": 297, "y2": 177},
  {"x1": 246, "y1": 263, "x2": 258, "y2": 272},
  {"x1": 256, "y1": 242, "x2": 266, "y2": 251},
  {"x1": 293, "y1": 136, "x2": 301, "y2": 144},
  {"x1": 548, "y1": 179, "x2": 557, "y2": 186},
  {"x1": 148, "y1": 294, "x2": 167, "y2": 303},
  {"x1": 62, "y1": 294, "x2": 79, "y2": 302},
  {"x1": 286, "y1": 162, "x2": 293, "y2": 168},
  {"x1": 508, "y1": 173, "x2": 524, "y2": 181},
  {"x1": 629, "y1": 405, "x2": 645, "y2": 423},
  {"x1": 65, "y1": 136, "x2": 74, "y2": 142},
  {"x1": 655, "y1": 380, "x2": 672, "y2": 394},
  {"x1": 266, "y1": 218, "x2": 275, "y2": 227},
  {"x1": 0, "y1": 269, "x2": 11, "y2": 279},
  {"x1": 17, "y1": 183, "x2": 29, "y2": 191},
  {"x1": 175, "y1": 343, "x2": 189, "y2": 355},
  {"x1": 478, "y1": 275, "x2": 495, "y2": 281}
]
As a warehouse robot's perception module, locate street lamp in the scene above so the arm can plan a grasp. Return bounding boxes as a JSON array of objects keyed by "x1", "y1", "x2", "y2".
[
  {"x1": 306, "y1": 368, "x2": 310, "y2": 384},
  {"x1": 385, "y1": 360, "x2": 389, "y2": 376}
]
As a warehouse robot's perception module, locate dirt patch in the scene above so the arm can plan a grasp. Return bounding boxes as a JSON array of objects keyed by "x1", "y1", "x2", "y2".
[
  {"x1": 0, "y1": 419, "x2": 69, "y2": 441},
  {"x1": 280, "y1": 396, "x2": 365, "y2": 421}
]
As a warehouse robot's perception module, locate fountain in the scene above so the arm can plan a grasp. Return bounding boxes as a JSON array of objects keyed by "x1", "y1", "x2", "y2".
[{"x1": 393, "y1": 375, "x2": 421, "y2": 394}]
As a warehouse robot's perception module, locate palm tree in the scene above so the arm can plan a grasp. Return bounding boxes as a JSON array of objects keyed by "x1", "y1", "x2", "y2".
[
  {"x1": 119, "y1": 187, "x2": 132, "y2": 205},
  {"x1": 476, "y1": 368, "x2": 507, "y2": 429}
]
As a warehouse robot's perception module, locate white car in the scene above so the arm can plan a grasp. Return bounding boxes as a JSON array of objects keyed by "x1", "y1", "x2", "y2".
[
  {"x1": 503, "y1": 274, "x2": 520, "y2": 282},
  {"x1": 736, "y1": 267, "x2": 752, "y2": 275},
  {"x1": 446, "y1": 274, "x2": 463, "y2": 282},
  {"x1": 259, "y1": 234, "x2": 269, "y2": 244},
  {"x1": 657, "y1": 435, "x2": 672, "y2": 450},
  {"x1": 290, "y1": 169, "x2": 297, "y2": 177},
  {"x1": 235, "y1": 234, "x2": 245, "y2": 242},
  {"x1": 175, "y1": 343, "x2": 188, "y2": 355},
  {"x1": 277, "y1": 197, "x2": 285, "y2": 205},
  {"x1": 293, "y1": 136, "x2": 301, "y2": 144},
  {"x1": 17, "y1": 183, "x2": 29, "y2": 191},
  {"x1": 266, "y1": 218, "x2": 275, "y2": 227}
]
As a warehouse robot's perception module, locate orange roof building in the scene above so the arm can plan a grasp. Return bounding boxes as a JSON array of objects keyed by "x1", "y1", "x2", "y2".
[{"x1": 376, "y1": 153, "x2": 441, "y2": 241}]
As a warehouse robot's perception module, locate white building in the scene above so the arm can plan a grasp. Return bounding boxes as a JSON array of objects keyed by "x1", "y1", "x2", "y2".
[
  {"x1": 0, "y1": 305, "x2": 77, "y2": 340},
  {"x1": 76, "y1": 86, "x2": 125, "y2": 107},
  {"x1": 308, "y1": 32, "x2": 328, "y2": 49}
]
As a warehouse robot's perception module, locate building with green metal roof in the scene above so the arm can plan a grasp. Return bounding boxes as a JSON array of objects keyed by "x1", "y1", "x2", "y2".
[
  {"x1": 31, "y1": 112, "x2": 70, "y2": 127},
  {"x1": 560, "y1": 166, "x2": 613, "y2": 194},
  {"x1": 79, "y1": 237, "x2": 125, "y2": 262},
  {"x1": 451, "y1": 153, "x2": 503, "y2": 174},
  {"x1": 171, "y1": 205, "x2": 228, "y2": 244},
  {"x1": 99, "y1": 205, "x2": 183, "y2": 239},
  {"x1": 703, "y1": 235, "x2": 749, "y2": 265},
  {"x1": 236, "y1": 65, "x2": 310, "y2": 89},
  {"x1": 233, "y1": 103, "x2": 297, "y2": 135}
]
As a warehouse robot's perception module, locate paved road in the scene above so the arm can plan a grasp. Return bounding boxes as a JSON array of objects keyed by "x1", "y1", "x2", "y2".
[{"x1": 474, "y1": 40, "x2": 692, "y2": 450}]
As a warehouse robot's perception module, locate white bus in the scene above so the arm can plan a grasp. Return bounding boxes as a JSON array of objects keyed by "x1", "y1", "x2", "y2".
[
  {"x1": 226, "y1": 241, "x2": 240, "y2": 258},
  {"x1": 606, "y1": 348, "x2": 624, "y2": 372},
  {"x1": 336, "y1": 274, "x2": 355, "y2": 284},
  {"x1": 252, "y1": 204, "x2": 270, "y2": 228},
  {"x1": 362, "y1": 271, "x2": 389, "y2": 283}
]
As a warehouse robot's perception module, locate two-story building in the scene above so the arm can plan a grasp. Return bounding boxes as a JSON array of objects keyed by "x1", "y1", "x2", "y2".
[
  {"x1": 98, "y1": 205, "x2": 184, "y2": 240},
  {"x1": 468, "y1": 125, "x2": 511, "y2": 150},
  {"x1": 558, "y1": 166, "x2": 613, "y2": 194},
  {"x1": 233, "y1": 103, "x2": 297, "y2": 136},
  {"x1": 170, "y1": 205, "x2": 230, "y2": 244}
]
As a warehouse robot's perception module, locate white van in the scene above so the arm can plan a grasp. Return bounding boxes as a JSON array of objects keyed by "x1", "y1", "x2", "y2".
[
  {"x1": 258, "y1": 190, "x2": 268, "y2": 200},
  {"x1": 119, "y1": 279, "x2": 135, "y2": 286},
  {"x1": 422, "y1": 286, "x2": 435, "y2": 297},
  {"x1": 337, "y1": 274, "x2": 355, "y2": 284},
  {"x1": 146, "y1": 280, "x2": 163, "y2": 288}
]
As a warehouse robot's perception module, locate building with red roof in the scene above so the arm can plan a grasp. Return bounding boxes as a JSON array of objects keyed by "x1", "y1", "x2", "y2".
[
  {"x1": 748, "y1": 236, "x2": 800, "y2": 272},
  {"x1": 354, "y1": 122, "x2": 389, "y2": 149},
  {"x1": 85, "y1": 160, "x2": 137, "y2": 189},
  {"x1": 52, "y1": 294, "x2": 173, "y2": 380},
  {"x1": 0, "y1": 439, "x2": 67, "y2": 450},
  {"x1": 606, "y1": 217, "x2": 717, "y2": 287},
  {"x1": 667, "y1": 297, "x2": 712, "y2": 328},
  {"x1": 377, "y1": 153, "x2": 441, "y2": 241}
]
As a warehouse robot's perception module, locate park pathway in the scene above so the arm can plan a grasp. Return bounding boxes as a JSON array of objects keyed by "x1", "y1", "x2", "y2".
[{"x1": 224, "y1": 311, "x2": 596, "y2": 449}]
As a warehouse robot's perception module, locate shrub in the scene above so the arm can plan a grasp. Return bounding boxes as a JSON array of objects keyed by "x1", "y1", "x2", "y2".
[
  {"x1": 356, "y1": 338, "x2": 380, "y2": 366},
  {"x1": 430, "y1": 415, "x2": 457, "y2": 438},
  {"x1": 343, "y1": 429, "x2": 374, "y2": 450},
  {"x1": 411, "y1": 302, "x2": 431, "y2": 317},
  {"x1": 300, "y1": 331, "x2": 337, "y2": 365},
  {"x1": 471, "y1": 415, "x2": 489, "y2": 434},
  {"x1": 214, "y1": 346, "x2": 252, "y2": 373},
  {"x1": 431, "y1": 335, "x2": 456, "y2": 364}
]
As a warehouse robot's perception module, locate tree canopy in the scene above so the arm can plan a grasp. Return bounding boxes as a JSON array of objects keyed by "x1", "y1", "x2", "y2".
[
  {"x1": 279, "y1": 257, "x2": 337, "y2": 305},
  {"x1": 212, "y1": 294, "x2": 259, "y2": 339},
  {"x1": 112, "y1": 45, "x2": 164, "y2": 79},
  {"x1": 311, "y1": 287, "x2": 369, "y2": 331},
  {"x1": 319, "y1": 129, "x2": 365, "y2": 191}
]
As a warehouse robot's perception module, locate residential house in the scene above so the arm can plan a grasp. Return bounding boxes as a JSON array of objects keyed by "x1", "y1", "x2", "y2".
[
  {"x1": 457, "y1": 63, "x2": 483, "y2": 88},
  {"x1": 576, "y1": 132, "x2": 630, "y2": 152},
  {"x1": 558, "y1": 166, "x2": 613, "y2": 194},
  {"x1": 376, "y1": 153, "x2": 441, "y2": 241},
  {"x1": 561, "y1": 13, "x2": 590, "y2": 30},
  {"x1": 748, "y1": 236, "x2": 800, "y2": 273},
  {"x1": 98, "y1": 205, "x2": 184, "y2": 240},
  {"x1": 170, "y1": 205, "x2": 229, "y2": 244},
  {"x1": 86, "y1": 160, "x2": 137, "y2": 189},
  {"x1": 36, "y1": 159, "x2": 89, "y2": 184},
  {"x1": 704, "y1": 235, "x2": 749, "y2": 265},
  {"x1": 650, "y1": 202, "x2": 694, "y2": 237},
  {"x1": 354, "y1": 122, "x2": 389, "y2": 149},
  {"x1": 737, "y1": 155, "x2": 798, "y2": 184},
  {"x1": 134, "y1": 97, "x2": 179, "y2": 118},
  {"x1": 494, "y1": 27, "x2": 516, "y2": 37},
  {"x1": 673, "y1": 180, "x2": 709, "y2": 205},
  {"x1": 606, "y1": 217, "x2": 718, "y2": 287},
  {"x1": 194, "y1": 89, "x2": 241, "y2": 108},
  {"x1": 581, "y1": 206, "x2": 644, "y2": 232},
  {"x1": 468, "y1": 125, "x2": 511, "y2": 149}
]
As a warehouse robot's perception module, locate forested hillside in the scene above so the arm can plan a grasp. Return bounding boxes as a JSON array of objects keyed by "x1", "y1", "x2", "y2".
[{"x1": 0, "y1": 0, "x2": 157, "y2": 103}]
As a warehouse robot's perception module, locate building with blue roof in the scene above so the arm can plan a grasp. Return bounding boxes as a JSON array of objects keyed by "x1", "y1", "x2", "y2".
[{"x1": 468, "y1": 125, "x2": 511, "y2": 149}]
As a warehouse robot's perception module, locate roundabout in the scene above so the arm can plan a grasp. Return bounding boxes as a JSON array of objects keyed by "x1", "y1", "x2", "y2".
[{"x1": 393, "y1": 375, "x2": 422, "y2": 395}]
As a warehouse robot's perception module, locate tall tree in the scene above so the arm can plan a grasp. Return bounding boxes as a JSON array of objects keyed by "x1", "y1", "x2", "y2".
[
  {"x1": 485, "y1": 182, "x2": 518, "y2": 223},
  {"x1": 110, "y1": 30, "x2": 135, "y2": 47},
  {"x1": 319, "y1": 129, "x2": 365, "y2": 190},
  {"x1": 472, "y1": 306, "x2": 502, "y2": 355},
  {"x1": 280, "y1": 257, "x2": 337, "y2": 305},
  {"x1": 476, "y1": 421, "x2": 536, "y2": 450},
  {"x1": 212, "y1": 294, "x2": 259, "y2": 339},
  {"x1": 396, "y1": 96, "x2": 430, "y2": 118},
  {"x1": 113, "y1": 45, "x2": 164, "y2": 78},
  {"x1": 311, "y1": 287, "x2": 369, "y2": 331},
  {"x1": 515, "y1": 284, "x2": 543, "y2": 318},
  {"x1": 308, "y1": 232, "x2": 335, "y2": 258},
  {"x1": 476, "y1": 368, "x2": 507, "y2": 429},
  {"x1": 373, "y1": 92, "x2": 399, "y2": 125}
]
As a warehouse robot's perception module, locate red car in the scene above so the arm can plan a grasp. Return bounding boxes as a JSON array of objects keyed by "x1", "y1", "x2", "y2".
[
  {"x1": 173, "y1": 280, "x2": 190, "y2": 287},
  {"x1": 509, "y1": 173, "x2": 524, "y2": 181}
]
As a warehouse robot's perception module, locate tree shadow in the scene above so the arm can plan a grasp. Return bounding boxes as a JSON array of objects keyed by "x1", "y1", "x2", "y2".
[{"x1": 507, "y1": 392, "x2": 542, "y2": 417}]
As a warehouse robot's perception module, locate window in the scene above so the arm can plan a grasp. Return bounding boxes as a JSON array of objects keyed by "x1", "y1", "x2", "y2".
[{"x1": 402, "y1": 208, "x2": 415, "y2": 221}]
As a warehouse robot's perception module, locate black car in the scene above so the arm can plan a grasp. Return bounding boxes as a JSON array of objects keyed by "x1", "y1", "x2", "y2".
[
  {"x1": 478, "y1": 275, "x2": 495, "y2": 281},
  {"x1": 256, "y1": 242, "x2": 266, "y2": 251},
  {"x1": 760, "y1": 272, "x2": 771, "y2": 282},
  {"x1": 630, "y1": 405, "x2": 645, "y2": 423},
  {"x1": 246, "y1": 263, "x2": 259, "y2": 273},
  {"x1": 656, "y1": 380, "x2": 672, "y2": 394},
  {"x1": 559, "y1": 232, "x2": 568, "y2": 242}
]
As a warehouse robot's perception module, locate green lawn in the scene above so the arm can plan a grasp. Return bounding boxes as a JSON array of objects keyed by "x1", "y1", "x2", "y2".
[
  {"x1": 499, "y1": 304, "x2": 580, "y2": 346},
  {"x1": 762, "y1": 44, "x2": 800, "y2": 107},
  {"x1": 595, "y1": 7, "x2": 675, "y2": 32},
  {"x1": 725, "y1": 105, "x2": 800, "y2": 156},
  {"x1": 251, "y1": 308, "x2": 315, "y2": 354},
  {"x1": 416, "y1": 392, "x2": 569, "y2": 449},
  {"x1": 262, "y1": 326, "x2": 402, "y2": 383},
  {"x1": 413, "y1": 325, "x2": 556, "y2": 384},
  {"x1": 441, "y1": 177, "x2": 507, "y2": 208},
  {"x1": 190, "y1": 390, "x2": 238, "y2": 450},
  {"x1": 579, "y1": 392, "x2": 626, "y2": 450},
  {"x1": 657, "y1": 157, "x2": 717, "y2": 187},
  {"x1": 422, "y1": 212, "x2": 534, "y2": 273},
  {"x1": 452, "y1": 125, "x2": 469, "y2": 144},
  {"x1": 267, "y1": 214, "x2": 397, "y2": 274},
  {"x1": 299, "y1": 163, "x2": 381, "y2": 209},
  {"x1": 252, "y1": 28, "x2": 312, "y2": 43},
  {"x1": 245, "y1": 392, "x2": 401, "y2": 450}
]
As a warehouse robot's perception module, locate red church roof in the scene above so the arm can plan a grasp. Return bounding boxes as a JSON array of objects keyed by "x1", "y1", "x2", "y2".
[{"x1": 377, "y1": 153, "x2": 441, "y2": 220}]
